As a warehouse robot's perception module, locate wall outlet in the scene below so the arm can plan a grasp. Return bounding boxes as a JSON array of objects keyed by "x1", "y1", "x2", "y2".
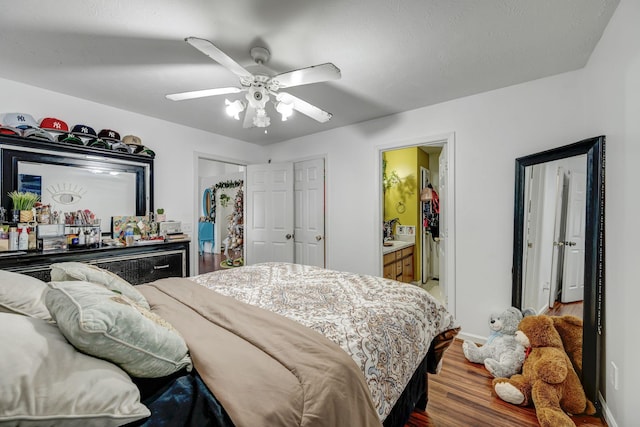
[
  {"x1": 182, "y1": 222, "x2": 193, "y2": 233},
  {"x1": 609, "y1": 361, "x2": 619, "y2": 390}
]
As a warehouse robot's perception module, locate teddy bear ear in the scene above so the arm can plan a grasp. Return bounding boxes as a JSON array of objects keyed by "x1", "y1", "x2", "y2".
[{"x1": 521, "y1": 307, "x2": 536, "y2": 317}]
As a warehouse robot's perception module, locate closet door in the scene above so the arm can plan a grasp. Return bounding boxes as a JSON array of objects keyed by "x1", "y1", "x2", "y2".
[{"x1": 246, "y1": 163, "x2": 294, "y2": 264}]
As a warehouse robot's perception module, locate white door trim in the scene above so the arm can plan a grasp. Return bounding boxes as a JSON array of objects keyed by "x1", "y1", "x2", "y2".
[
  {"x1": 192, "y1": 151, "x2": 247, "y2": 275},
  {"x1": 375, "y1": 132, "x2": 456, "y2": 317}
]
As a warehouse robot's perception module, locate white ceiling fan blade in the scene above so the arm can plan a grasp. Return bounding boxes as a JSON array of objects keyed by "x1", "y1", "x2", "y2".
[
  {"x1": 185, "y1": 37, "x2": 254, "y2": 81},
  {"x1": 271, "y1": 63, "x2": 341, "y2": 89},
  {"x1": 276, "y1": 92, "x2": 333, "y2": 123},
  {"x1": 166, "y1": 87, "x2": 243, "y2": 101},
  {"x1": 242, "y1": 104, "x2": 256, "y2": 128}
]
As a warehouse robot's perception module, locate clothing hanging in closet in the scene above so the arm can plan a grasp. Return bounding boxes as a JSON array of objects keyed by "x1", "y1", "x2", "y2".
[{"x1": 422, "y1": 185, "x2": 440, "y2": 241}]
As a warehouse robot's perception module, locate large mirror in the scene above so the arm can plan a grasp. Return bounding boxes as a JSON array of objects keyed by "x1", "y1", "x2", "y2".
[
  {"x1": 1, "y1": 142, "x2": 153, "y2": 236},
  {"x1": 512, "y1": 136, "x2": 605, "y2": 409}
]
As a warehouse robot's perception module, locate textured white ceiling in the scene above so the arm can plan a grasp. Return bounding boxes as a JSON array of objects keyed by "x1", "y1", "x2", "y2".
[{"x1": 0, "y1": 0, "x2": 619, "y2": 145}]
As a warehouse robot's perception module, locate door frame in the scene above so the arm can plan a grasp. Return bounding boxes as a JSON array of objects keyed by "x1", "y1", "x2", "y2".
[
  {"x1": 193, "y1": 151, "x2": 248, "y2": 275},
  {"x1": 376, "y1": 132, "x2": 456, "y2": 316}
]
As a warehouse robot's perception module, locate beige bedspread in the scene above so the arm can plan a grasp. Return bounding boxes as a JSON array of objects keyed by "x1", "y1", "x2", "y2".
[
  {"x1": 189, "y1": 262, "x2": 460, "y2": 420},
  {"x1": 138, "y1": 278, "x2": 382, "y2": 427}
]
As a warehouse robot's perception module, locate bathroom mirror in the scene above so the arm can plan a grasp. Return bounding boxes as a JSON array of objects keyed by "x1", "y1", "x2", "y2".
[{"x1": 512, "y1": 135, "x2": 605, "y2": 409}]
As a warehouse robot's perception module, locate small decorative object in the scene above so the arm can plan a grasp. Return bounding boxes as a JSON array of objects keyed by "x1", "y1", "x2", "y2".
[
  {"x1": 7, "y1": 191, "x2": 40, "y2": 223},
  {"x1": 156, "y1": 208, "x2": 166, "y2": 223}
]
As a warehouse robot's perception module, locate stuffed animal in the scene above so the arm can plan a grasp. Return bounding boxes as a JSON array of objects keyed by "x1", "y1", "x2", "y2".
[
  {"x1": 462, "y1": 307, "x2": 528, "y2": 378},
  {"x1": 551, "y1": 315, "x2": 583, "y2": 377},
  {"x1": 492, "y1": 315, "x2": 595, "y2": 427}
]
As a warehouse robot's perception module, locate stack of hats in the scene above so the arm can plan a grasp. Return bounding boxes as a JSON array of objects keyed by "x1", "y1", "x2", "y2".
[
  {"x1": 0, "y1": 113, "x2": 55, "y2": 142},
  {"x1": 0, "y1": 112, "x2": 155, "y2": 158}
]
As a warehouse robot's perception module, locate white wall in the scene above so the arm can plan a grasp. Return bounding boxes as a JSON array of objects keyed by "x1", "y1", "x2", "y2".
[
  {"x1": 0, "y1": 77, "x2": 269, "y2": 272},
  {"x1": 268, "y1": 71, "x2": 587, "y2": 330},
  {"x1": 580, "y1": 0, "x2": 640, "y2": 425}
]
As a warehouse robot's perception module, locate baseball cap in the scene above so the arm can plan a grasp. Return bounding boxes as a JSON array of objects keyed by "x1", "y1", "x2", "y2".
[
  {"x1": 110, "y1": 141, "x2": 132, "y2": 153},
  {"x1": 22, "y1": 127, "x2": 55, "y2": 142},
  {"x1": 0, "y1": 125, "x2": 22, "y2": 136},
  {"x1": 98, "y1": 129, "x2": 121, "y2": 142},
  {"x1": 57, "y1": 133, "x2": 84, "y2": 145},
  {"x1": 138, "y1": 146, "x2": 156, "y2": 158},
  {"x1": 71, "y1": 124, "x2": 97, "y2": 138},
  {"x1": 2, "y1": 113, "x2": 38, "y2": 129},
  {"x1": 87, "y1": 138, "x2": 110, "y2": 149},
  {"x1": 123, "y1": 134, "x2": 142, "y2": 146},
  {"x1": 40, "y1": 117, "x2": 69, "y2": 133}
]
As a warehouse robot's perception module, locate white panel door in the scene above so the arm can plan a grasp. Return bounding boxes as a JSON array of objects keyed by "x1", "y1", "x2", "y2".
[
  {"x1": 437, "y1": 147, "x2": 447, "y2": 306},
  {"x1": 561, "y1": 169, "x2": 586, "y2": 303},
  {"x1": 294, "y1": 158, "x2": 325, "y2": 267},
  {"x1": 246, "y1": 162, "x2": 294, "y2": 264}
]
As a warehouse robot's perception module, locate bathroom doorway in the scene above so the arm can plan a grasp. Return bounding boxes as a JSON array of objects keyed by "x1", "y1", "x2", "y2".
[{"x1": 379, "y1": 134, "x2": 455, "y2": 314}]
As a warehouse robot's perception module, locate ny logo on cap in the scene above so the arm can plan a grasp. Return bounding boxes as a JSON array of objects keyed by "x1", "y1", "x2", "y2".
[
  {"x1": 17, "y1": 115, "x2": 27, "y2": 122},
  {"x1": 108, "y1": 131, "x2": 116, "y2": 138},
  {"x1": 53, "y1": 121, "x2": 62, "y2": 130},
  {"x1": 81, "y1": 126, "x2": 89, "y2": 134}
]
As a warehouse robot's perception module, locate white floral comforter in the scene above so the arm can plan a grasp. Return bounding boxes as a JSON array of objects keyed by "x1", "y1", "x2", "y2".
[{"x1": 188, "y1": 262, "x2": 458, "y2": 421}]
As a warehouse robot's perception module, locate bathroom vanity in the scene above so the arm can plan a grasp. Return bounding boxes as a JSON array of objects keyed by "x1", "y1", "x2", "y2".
[{"x1": 382, "y1": 241, "x2": 414, "y2": 283}]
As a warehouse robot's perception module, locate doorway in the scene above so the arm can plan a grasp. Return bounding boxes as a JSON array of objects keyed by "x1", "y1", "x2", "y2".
[
  {"x1": 522, "y1": 154, "x2": 587, "y2": 314},
  {"x1": 194, "y1": 155, "x2": 246, "y2": 275},
  {"x1": 378, "y1": 134, "x2": 455, "y2": 314}
]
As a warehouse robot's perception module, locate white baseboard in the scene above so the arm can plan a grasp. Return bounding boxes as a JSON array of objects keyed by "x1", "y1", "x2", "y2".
[
  {"x1": 456, "y1": 331, "x2": 487, "y2": 344},
  {"x1": 599, "y1": 392, "x2": 618, "y2": 427}
]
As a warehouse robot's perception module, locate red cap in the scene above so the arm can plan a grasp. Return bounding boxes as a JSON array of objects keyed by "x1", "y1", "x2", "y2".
[{"x1": 40, "y1": 117, "x2": 69, "y2": 133}]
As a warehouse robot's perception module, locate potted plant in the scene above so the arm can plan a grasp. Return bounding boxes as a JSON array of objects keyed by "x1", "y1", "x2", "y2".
[
  {"x1": 7, "y1": 191, "x2": 40, "y2": 222},
  {"x1": 156, "y1": 208, "x2": 166, "y2": 222}
]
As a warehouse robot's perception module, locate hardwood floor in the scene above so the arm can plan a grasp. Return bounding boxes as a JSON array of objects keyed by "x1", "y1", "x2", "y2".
[{"x1": 405, "y1": 339, "x2": 607, "y2": 427}]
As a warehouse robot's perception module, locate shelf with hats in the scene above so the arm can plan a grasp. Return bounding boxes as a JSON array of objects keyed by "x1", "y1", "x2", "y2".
[{"x1": 0, "y1": 113, "x2": 155, "y2": 159}]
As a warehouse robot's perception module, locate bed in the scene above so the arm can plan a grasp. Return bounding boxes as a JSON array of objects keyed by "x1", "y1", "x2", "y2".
[{"x1": 0, "y1": 262, "x2": 459, "y2": 427}]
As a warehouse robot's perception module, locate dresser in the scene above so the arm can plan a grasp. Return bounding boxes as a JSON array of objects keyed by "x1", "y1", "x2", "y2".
[{"x1": 0, "y1": 240, "x2": 190, "y2": 285}]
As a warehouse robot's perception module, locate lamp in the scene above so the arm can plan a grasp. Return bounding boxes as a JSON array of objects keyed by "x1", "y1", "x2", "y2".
[
  {"x1": 225, "y1": 99, "x2": 245, "y2": 120},
  {"x1": 276, "y1": 101, "x2": 294, "y2": 121}
]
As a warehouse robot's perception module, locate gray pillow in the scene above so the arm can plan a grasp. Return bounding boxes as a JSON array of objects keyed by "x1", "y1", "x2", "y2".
[
  {"x1": 50, "y1": 262, "x2": 150, "y2": 309},
  {"x1": 45, "y1": 280, "x2": 192, "y2": 378},
  {"x1": 0, "y1": 312, "x2": 150, "y2": 426},
  {"x1": 0, "y1": 269, "x2": 52, "y2": 321}
]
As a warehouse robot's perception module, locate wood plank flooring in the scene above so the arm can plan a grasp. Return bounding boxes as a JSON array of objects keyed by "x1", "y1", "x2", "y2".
[{"x1": 405, "y1": 339, "x2": 607, "y2": 427}]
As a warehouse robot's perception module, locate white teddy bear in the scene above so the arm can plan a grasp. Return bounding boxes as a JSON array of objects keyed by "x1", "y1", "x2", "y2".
[{"x1": 462, "y1": 307, "x2": 532, "y2": 378}]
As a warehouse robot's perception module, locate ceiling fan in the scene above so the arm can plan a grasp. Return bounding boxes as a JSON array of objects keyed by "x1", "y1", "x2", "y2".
[{"x1": 166, "y1": 37, "x2": 341, "y2": 129}]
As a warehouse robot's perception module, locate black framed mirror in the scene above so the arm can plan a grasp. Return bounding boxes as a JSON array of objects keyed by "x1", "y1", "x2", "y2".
[
  {"x1": 512, "y1": 135, "x2": 605, "y2": 410},
  {"x1": 0, "y1": 136, "x2": 153, "y2": 236}
]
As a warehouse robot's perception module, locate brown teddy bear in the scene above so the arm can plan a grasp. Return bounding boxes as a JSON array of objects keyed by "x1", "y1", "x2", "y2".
[
  {"x1": 551, "y1": 315, "x2": 583, "y2": 377},
  {"x1": 492, "y1": 315, "x2": 595, "y2": 427}
]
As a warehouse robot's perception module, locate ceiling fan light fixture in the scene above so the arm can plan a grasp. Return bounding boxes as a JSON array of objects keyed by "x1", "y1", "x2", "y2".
[
  {"x1": 253, "y1": 108, "x2": 271, "y2": 128},
  {"x1": 276, "y1": 101, "x2": 294, "y2": 121},
  {"x1": 225, "y1": 99, "x2": 245, "y2": 120}
]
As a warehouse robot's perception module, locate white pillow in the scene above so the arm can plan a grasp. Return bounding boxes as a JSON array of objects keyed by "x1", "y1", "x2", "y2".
[
  {"x1": 45, "y1": 280, "x2": 192, "y2": 378},
  {"x1": 50, "y1": 262, "x2": 150, "y2": 309},
  {"x1": 0, "y1": 312, "x2": 150, "y2": 426},
  {"x1": 0, "y1": 269, "x2": 52, "y2": 321}
]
